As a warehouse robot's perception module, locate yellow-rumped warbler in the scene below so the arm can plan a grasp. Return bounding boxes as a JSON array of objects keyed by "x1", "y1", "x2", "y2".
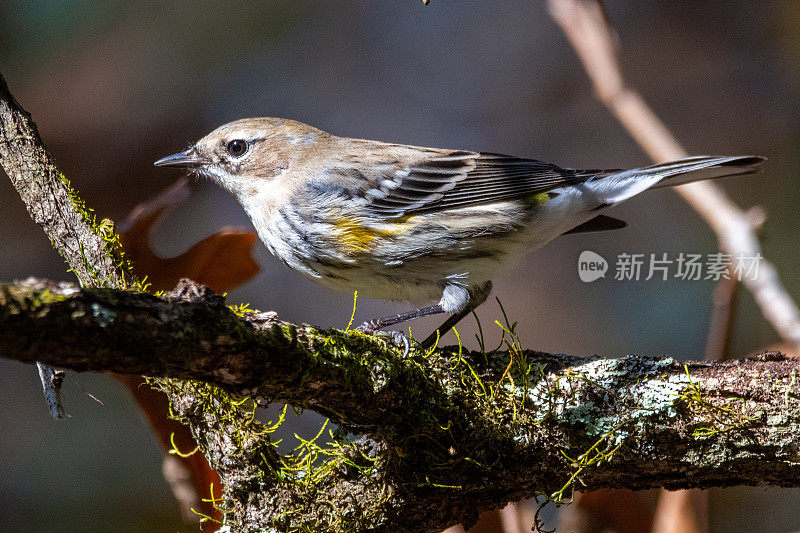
[{"x1": 155, "y1": 118, "x2": 764, "y2": 351}]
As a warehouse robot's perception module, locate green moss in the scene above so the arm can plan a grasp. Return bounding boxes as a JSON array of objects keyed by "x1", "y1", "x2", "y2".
[
  {"x1": 229, "y1": 302, "x2": 259, "y2": 317},
  {"x1": 550, "y1": 425, "x2": 624, "y2": 503},
  {"x1": 28, "y1": 287, "x2": 71, "y2": 310},
  {"x1": 0, "y1": 285, "x2": 73, "y2": 320},
  {"x1": 675, "y1": 365, "x2": 756, "y2": 439},
  {"x1": 57, "y1": 172, "x2": 147, "y2": 292},
  {"x1": 151, "y1": 375, "x2": 391, "y2": 531}
]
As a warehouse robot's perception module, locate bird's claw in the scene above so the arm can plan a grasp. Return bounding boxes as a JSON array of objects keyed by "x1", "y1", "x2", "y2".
[
  {"x1": 356, "y1": 322, "x2": 412, "y2": 357},
  {"x1": 379, "y1": 330, "x2": 411, "y2": 357},
  {"x1": 356, "y1": 319, "x2": 382, "y2": 334}
]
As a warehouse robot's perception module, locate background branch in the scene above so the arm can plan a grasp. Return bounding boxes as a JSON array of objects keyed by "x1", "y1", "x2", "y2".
[
  {"x1": 547, "y1": 4, "x2": 797, "y2": 532},
  {"x1": 548, "y1": 0, "x2": 800, "y2": 353},
  {"x1": 3, "y1": 35, "x2": 800, "y2": 529}
]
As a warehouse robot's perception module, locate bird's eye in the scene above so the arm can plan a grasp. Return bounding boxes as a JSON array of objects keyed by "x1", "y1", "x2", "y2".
[{"x1": 226, "y1": 139, "x2": 248, "y2": 157}]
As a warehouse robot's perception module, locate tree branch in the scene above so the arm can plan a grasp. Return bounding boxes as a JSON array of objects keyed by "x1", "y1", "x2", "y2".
[
  {"x1": 0, "y1": 71, "x2": 141, "y2": 418},
  {"x1": 0, "y1": 75, "x2": 134, "y2": 288},
  {"x1": 3, "y1": 49, "x2": 800, "y2": 531},
  {"x1": 548, "y1": 0, "x2": 800, "y2": 352},
  {"x1": 2, "y1": 276, "x2": 800, "y2": 530}
]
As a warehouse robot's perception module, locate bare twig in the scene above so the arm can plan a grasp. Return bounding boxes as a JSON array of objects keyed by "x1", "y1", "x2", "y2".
[
  {"x1": 0, "y1": 72, "x2": 139, "y2": 418},
  {"x1": 36, "y1": 361, "x2": 66, "y2": 419},
  {"x1": 161, "y1": 454, "x2": 203, "y2": 526},
  {"x1": 703, "y1": 274, "x2": 741, "y2": 363},
  {"x1": 548, "y1": 0, "x2": 800, "y2": 353},
  {"x1": 650, "y1": 489, "x2": 708, "y2": 533}
]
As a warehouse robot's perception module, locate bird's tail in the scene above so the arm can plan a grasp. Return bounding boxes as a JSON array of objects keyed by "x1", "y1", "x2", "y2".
[
  {"x1": 595, "y1": 155, "x2": 765, "y2": 205},
  {"x1": 647, "y1": 155, "x2": 765, "y2": 188}
]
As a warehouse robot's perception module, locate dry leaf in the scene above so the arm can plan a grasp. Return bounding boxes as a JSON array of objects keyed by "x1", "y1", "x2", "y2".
[
  {"x1": 559, "y1": 489, "x2": 658, "y2": 533},
  {"x1": 115, "y1": 178, "x2": 261, "y2": 529},
  {"x1": 118, "y1": 177, "x2": 260, "y2": 292}
]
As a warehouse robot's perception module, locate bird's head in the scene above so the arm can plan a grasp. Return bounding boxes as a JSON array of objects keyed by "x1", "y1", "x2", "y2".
[{"x1": 154, "y1": 117, "x2": 328, "y2": 196}]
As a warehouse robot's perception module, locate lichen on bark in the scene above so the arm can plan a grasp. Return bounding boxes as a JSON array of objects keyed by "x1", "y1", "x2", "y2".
[
  {"x1": 3, "y1": 278, "x2": 800, "y2": 531},
  {"x1": 4, "y1": 70, "x2": 800, "y2": 532}
]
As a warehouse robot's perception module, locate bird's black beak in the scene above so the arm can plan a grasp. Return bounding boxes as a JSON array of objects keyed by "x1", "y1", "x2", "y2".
[{"x1": 154, "y1": 147, "x2": 204, "y2": 168}]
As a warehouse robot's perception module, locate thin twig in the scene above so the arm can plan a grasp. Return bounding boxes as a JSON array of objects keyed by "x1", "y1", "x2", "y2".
[
  {"x1": 548, "y1": 3, "x2": 796, "y2": 531},
  {"x1": 548, "y1": 0, "x2": 800, "y2": 353},
  {"x1": 704, "y1": 273, "x2": 742, "y2": 363},
  {"x1": 36, "y1": 361, "x2": 66, "y2": 419}
]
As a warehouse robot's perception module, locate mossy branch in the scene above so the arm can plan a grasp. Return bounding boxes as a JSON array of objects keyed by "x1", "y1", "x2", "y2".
[
  {"x1": 2, "y1": 277, "x2": 800, "y2": 531},
  {"x1": 4, "y1": 71, "x2": 800, "y2": 532},
  {"x1": 0, "y1": 75, "x2": 139, "y2": 290}
]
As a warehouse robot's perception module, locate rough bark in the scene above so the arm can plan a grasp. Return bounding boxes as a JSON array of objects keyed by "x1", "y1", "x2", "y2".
[
  {"x1": 2, "y1": 277, "x2": 800, "y2": 531},
  {"x1": 0, "y1": 70, "x2": 140, "y2": 418},
  {"x1": 3, "y1": 70, "x2": 800, "y2": 532},
  {"x1": 0, "y1": 75, "x2": 134, "y2": 288}
]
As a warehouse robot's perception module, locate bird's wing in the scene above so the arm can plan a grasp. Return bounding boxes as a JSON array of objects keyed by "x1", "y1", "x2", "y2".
[{"x1": 334, "y1": 146, "x2": 612, "y2": 218}]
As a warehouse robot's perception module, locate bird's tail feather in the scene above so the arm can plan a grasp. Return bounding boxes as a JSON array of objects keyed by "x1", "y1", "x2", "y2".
[
  {"x1": 647, "y1": 155, "x2": 765, "y2": 189},
  {"x1": 596, "y1": 155, "x2": 765, "y2": 205}
]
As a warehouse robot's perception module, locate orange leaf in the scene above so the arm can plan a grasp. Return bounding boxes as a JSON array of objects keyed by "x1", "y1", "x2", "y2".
[
  {"x1": 114, "y1": 179, "x2": 261, "y2": 530},
  {"x1": 118, "y1": 178, "x2": 260, "y2": 292}
]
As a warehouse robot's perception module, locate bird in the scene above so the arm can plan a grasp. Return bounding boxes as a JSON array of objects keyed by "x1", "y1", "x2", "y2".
[{"x1": 155, "y1": 117, "x2": 764, "y2": 352}]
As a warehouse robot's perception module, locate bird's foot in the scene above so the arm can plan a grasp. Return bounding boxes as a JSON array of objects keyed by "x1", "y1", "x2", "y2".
[{"x1": 356, "y1": 322, "x2": 412, "y2": 357}]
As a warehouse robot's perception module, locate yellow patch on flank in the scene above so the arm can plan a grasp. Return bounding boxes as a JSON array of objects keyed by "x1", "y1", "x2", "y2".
[
  {"x1": 531, "y1": 192, "x2": 550, "y2": 205},
  {"x1": 333, "y1": 215, "x2": 418, "y2": 253}
]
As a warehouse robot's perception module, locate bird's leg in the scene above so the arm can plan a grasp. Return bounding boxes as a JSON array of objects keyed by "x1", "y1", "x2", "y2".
[
  {"x1": 420, "y1": 281, "x2": 493, "y2": 349},
  {"x1": 419, "y1": 306, "x2": 475, "y2": 350},
  {"x1": 357, "y1": 281, "x2": 493, "y2": 354},
  {"x1": 357, "y1": 304, "x2": 446, "y2": 356},
  {"x1": 357, "y1": 304, "x2": 445, "y2": 332}
]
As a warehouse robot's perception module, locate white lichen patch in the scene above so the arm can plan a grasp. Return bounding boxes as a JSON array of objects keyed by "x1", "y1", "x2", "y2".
[
  {"x1": 636, "y1": 373, "x2": 691, "y2": 417},
  {"x1": 216, "y1": 367, "x2": 238, "y2": 384},
  {"x1": 767, "y1": 412, "x2": 790, "y2": 426},
  {"x1": 91, "y1": 303, "x2": 117, "y2": 327},
  {"x1": 58, "y1": 283, "x2": 80, "y2": 296},
  {"x1": 520, "y1": 356, "x2": 689, "y2": 440}
]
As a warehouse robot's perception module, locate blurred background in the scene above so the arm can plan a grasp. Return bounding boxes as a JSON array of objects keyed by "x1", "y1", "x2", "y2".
[{"x1": 1, "y1": 1, "x2": 799, "y2": 531}]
